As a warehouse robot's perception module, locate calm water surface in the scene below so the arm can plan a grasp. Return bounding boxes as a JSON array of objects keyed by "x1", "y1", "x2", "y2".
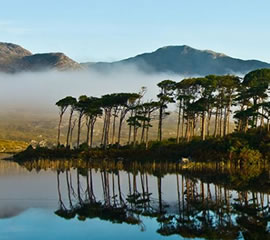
[{"x1": 0, "y1": 156, "x2": 269, "y2": 240}]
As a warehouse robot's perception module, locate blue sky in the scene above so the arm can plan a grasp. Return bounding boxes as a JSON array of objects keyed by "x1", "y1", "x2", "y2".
[{"x1": 1, "y1": 0, "x2": 270, "y2": 63}]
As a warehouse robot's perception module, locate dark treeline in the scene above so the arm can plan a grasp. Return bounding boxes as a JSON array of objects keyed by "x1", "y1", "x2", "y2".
[{"x1": 55, "y1": 68, "x2": 270, "y2": 149}]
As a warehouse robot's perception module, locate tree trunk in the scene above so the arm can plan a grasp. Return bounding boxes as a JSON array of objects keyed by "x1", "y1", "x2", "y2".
[
  {"x1": 192, "y1": 118, "x2": 196, "y2": 138},
  {"x1": 117, "y1": 107, "x2": 128, "y2": 147},
  {"x1": 133, "y1": 127, "x2": 137, "y2": 147},
  {"x1": 104, "y1": 110, "x2": 111, "y2": 148},
  {"x1": 226, "y1": 97, "x2": 232, "y2": 135},
  {"x1": 90, "y1": 119, "x2": 96, "y2": 148},
  {"x1": 253, "y1": 98, "x2": 258, "y2": 128},
  {"x1": 207, "y1": 109, "x2": 212, "y2": 136},
  {"x1": 244, "y1": 119, "x2": 248, "y2": 133},
  {"x1": 145, "y1": 112, "x2": 151, "y2": 149},
  {"x1": 57, "y1": 113, "x2": 64, "y2": 146},
  {"x1": 128, "y1": 110, "x2": 134, "y2": 145},
  {"x1": 213, "y1": 107, "x2": 218, "y2": 137},
  {"x1": 101, "y1": 113, "x2": 107, "y2": 146},
  {"x1": 186, "y1": 119, "x2": 191, "y2": 142},
  {"x1": 185, "y1": 118, "x2": 189, "y2": 141},
  {"x1": 223, "y1": 107, "x2": 227, "y2": 137},
  {"x1": 117, "y1": 119, "x2": 123, "y2": 147},
  {"x1": 176, "y1": 102, "x2": 182, "y2": 143},
  {"x1": 260, "y1": 107, "x2": 264, "y2": 128},
  {"x1": 191, "y1": 118, "x2": 194, "y2": 139},
  {"x1": 227, "y1": 111, "x2": 230, "y2": 134},
  {"x1": 145, "y1": 126, "x2": 150, "y2": 149},
  {"x1": 140, "y1": 114, "x2": 147, "y2": 143},
  {"x1": 201, "y1": 113, "x2": 206, "y2": 140},
  {"x1": 86, "y1": 117, "x2": 91, "y2": 147},
  {"x1": 111, "y1": 112, "x2": 117, "y2": 144},
  {"x1": 69, "y1": 119, "x2": 76, "y2": 149},
  {"x1": 76, "y1": 114, "x2": 83, "y2": 148},
  {"x1": 267, "y1": 114, "x2": 270, "y2": 132},
  {"x1": 237, "y1": 119, "x2": 242, "y2": 132},
  {"x1": 158, "y1": 106, "x2": 163, "y2": 141},
  {"x1": 181, "y1": 109, "x2": 185, "y2": 138},
  {"x1": 219, "y1": 109, "x2": 223, "y2": 137},
  {"x1": 66, "y1": 109, "x2": 74, "y2": 147}
]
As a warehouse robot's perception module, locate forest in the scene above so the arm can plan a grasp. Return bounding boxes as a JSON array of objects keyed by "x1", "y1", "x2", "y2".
[{"x1": 16, "y1": 68, "x2": 270, "y2": 164}]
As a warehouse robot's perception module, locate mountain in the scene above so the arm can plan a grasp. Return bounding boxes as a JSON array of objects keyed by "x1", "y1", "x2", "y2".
[
  {"x1": 0, "y1": 42, "x2": 81, "y2": 73},
  {"x1": 14, "y1": 53, "x2": 81, "y2": 72},
  {"x1": 0, "y1": 43, "x2": 32, "y2": 72},
  {"x1": 1, "y1": 42, "x2": 270, "y2": 75},
  {"x1": 83, "y1": 45, "x2": 270, "y2": 76}
]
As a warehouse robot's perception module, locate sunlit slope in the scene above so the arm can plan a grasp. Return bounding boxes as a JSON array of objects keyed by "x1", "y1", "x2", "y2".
[{"x1": 0, "y1": 139, "x2": 28, "y2": 153}]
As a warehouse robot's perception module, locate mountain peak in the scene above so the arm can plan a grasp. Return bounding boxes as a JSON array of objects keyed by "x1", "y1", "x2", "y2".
[
  {"x1": 157, "y1": 45, "x2": 227, "y2": 58},
  {"x1": 0, "y1": 42, "x2": 32, "y2": 55},
  {"x1": 85, "y1": 45, "x2": 270, "y2": 75},
  {"x1": 157, "y1": 45, "x2": 192, "y2": 52}
]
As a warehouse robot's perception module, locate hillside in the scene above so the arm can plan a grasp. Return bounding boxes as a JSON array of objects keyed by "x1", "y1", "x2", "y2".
[
  {"x1": 0, "y1": 42, "x2": 81, "y2": 72},
  {"x1": 0, "y1": 42, "x2": 32, "y2": 72},
  {"x1": 15, "y1": 53, "x2": 81, "y2": 71},
  {"x1": 83, "y1": 45, "x2": 270, "y2": 75}
]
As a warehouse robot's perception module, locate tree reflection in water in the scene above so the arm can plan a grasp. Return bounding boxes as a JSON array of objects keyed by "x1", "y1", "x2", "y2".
[{"x1": 19, "y1": 160, "x2": 270, "y2": 239}]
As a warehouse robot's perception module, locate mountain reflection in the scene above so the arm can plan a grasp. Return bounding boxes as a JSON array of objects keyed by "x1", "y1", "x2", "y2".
[{"x1": 17, "y1": 160, "x2": 270, "y2": 239}]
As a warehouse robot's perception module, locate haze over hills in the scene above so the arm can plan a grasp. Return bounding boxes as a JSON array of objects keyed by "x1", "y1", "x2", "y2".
[
  {"x1": 0, "y1": 42, "x2": 270, "y2": 75},
  {"x1": 0, "y1": 42, "x2": 81, "y2": 73},
  {"x1": 83, "y1": 45, "x2": 270, "y2": 76}
]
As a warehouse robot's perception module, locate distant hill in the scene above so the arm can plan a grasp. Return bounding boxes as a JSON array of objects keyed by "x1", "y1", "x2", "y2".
[
  {"x1": 1, "y1": 42, "x2": 270, "y2": 75},
  {"x1": 14, "y1": 53, "x2": 81, "y2": 72},
  {"x1": 0, "y1": 42, "x2": 32, "y2": 72},
  {"x1": 83, "y1": 45, "x2": 270, "y2": 76},
  {"x1": 0, "y1": 42, "x2": 81, "y2": 73}
]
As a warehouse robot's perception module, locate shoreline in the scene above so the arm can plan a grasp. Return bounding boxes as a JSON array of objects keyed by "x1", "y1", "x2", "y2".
[
  {"x1": 12, "y1": 129, "x2": 270, "y2": 164},
  {"x1": 8, "y1": 157, "x2": 270, "y2": 194}
]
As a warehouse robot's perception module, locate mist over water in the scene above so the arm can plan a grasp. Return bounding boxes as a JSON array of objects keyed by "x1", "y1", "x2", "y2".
[{"x1": 0, "y1": 66, "x2": 181, "y2": 114}]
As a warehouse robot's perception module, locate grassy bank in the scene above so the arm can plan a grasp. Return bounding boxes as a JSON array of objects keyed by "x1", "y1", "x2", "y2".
[{"x1": 0, "y1": 139, "x2": 28, "y2": 153}]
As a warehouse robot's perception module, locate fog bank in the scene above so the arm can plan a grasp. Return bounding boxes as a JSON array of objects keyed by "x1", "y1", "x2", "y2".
[{"x1": 0, "y1": 66, "x2": 182, "y2": 114}]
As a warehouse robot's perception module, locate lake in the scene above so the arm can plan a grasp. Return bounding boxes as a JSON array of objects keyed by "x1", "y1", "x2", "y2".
[{"x1": 0, "y1": 156, "x2": 269, "y2": 240}]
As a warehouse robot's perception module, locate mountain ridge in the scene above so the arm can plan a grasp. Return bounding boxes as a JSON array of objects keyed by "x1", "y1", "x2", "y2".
[
  {"x1": 0, "y1": 42, "x2": 270, "y2": 75},
  {"x1": 83, "y1": 45, "x2": 270, "y2": 75}
]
